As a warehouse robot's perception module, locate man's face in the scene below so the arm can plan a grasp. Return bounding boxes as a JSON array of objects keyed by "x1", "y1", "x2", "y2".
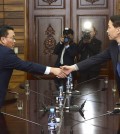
[
  {"x1": 1, "y1": 30, "x2": 16, "y2": 49},
  {"x1": 107, "y1": 20, "x2": 120, "y2": 40},
  {"x1": 90, "y1": 27, "x2": 96, "y2": 38},
  {"x1": 64, "y1": 34, "x2": 73, "y2": 40}
]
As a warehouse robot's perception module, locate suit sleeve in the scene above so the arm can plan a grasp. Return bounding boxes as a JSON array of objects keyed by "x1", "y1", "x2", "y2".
[
  {"x1": 53, "y1": 42, "x2": 64, "y2": 55},
  {"x1": 78, "y1": 40, "x2": 86, "y2": 53},
  {"x1": 3, "y1": 49, "x2": 46, "y2": 74},
  {"x1": 76, "y1": 48, "x2": 111, "y2": 71},
  {"x1": 87, "y1": 39, "x2": 102, "y2": 54}
]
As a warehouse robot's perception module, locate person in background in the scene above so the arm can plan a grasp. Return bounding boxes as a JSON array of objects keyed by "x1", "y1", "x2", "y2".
[
  {"x1": 77, "y1": 26, "x2": 102, "y2": 82},
  {"x1": 61, "y1": 15, "x2": 120, "y2": 102},
  {"x1": 53, "y1": 28, "x2": 78, "y2": 91},
  {"x1": 0, "y1": 25, "x2": 66, "y2": 108}
]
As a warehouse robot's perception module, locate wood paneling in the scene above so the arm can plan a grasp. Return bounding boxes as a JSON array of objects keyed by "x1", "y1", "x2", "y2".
[
  {"x1": 116, "y1": 0, "x2": 120, "y2": 14},
  {"x1": 78, "y1": 0, "x2": 107, "y2": 8},
  {"x1": 35, "y1": 0, "x2": 64, "y2": 9},
  {"x1": 35, "y1": 16, "x2": 64, "y2": 66},
  {"x1": 0, "y1": 12, "x2": 4, "y2": 18},
  {"x1": 4, "y1": 5, "x2": 24, "y2": 11},
  {"x1": 0, "y1": 5, "x2": 3, "y2": 11},
  {"x1": 4, "y1": 0, "x2": 24, "y2": 4},
  {"x1": 0, "y1": 0, "x2": 3, "y2": 4},
  {"x1": 5, "y1": 12, "x2": 24, "y2": 18},
  {"x1": 5, "y1": 19, "x2": 24, "y2": 25}
]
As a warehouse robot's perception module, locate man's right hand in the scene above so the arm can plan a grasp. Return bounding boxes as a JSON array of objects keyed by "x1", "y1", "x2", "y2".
[
  {"x1": 60, "y1": 65, "x2": 76, "y2": 75},
  {"x1": 50, "y1": 67, "x2": 67, "y2": 78},
  {"x1": 60, "y1": 36, "x2": 64, "y2": 43}
]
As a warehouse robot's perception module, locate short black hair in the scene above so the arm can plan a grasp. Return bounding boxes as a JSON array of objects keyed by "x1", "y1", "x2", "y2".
[
  {"x1": 63, "y1": 28, "x2": 74, "y2": 35},
  {"x1": 0, "y1": 25, "x2": 14, "y2": 38},
  {"x1": 110, "y1": 15, "x2": 120, "y2": 28}
]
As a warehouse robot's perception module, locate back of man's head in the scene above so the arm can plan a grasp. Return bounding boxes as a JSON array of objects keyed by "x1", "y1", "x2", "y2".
[
  {"x1": 0, "y1": 25, "x2": 14, "y2": 38},
  {"x1": 110, "y1": 15, "x2": 120, "y2": 28}
]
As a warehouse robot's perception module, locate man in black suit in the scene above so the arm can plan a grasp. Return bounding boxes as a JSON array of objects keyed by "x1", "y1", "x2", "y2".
[
  {"x1": 53, "y1": 28, "x2": 78, "y2": 90},
  {"x1": 0, "y1": 25, "x2": 66, "y2": 108},
  {"x1": 61, "y1": 15, "x2": 120, "y2": 97},
  {"x1": 78, "y1": 26, "x2": 102, "y2": 82}
]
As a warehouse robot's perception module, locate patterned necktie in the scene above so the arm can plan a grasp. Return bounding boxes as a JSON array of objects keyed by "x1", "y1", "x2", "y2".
[{"x1": 117, "y1": 45, "x2": 120, "y2": 77}]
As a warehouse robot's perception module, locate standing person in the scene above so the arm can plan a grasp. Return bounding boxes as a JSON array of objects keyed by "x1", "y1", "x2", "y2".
[
  {"x1": 53, "y1": 28, "x2": 78, "y2": 90},
  {"x1": 78, "y1": 26, "x2": 102, "y2": 82},
  {"x1": 0, "y1": 25, "x2": 66, "y2": 108},
  {"x1": 61, "y1": 15, "x2": 120, "y2": 99}
]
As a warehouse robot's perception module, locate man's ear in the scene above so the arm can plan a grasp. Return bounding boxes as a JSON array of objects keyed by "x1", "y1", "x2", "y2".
[
  {"x1": 1, "y1": 37, "x2": 6, "y2": 44},
  {"x1": 117, "y1": 27, "x2": 120, "y2": 33}
]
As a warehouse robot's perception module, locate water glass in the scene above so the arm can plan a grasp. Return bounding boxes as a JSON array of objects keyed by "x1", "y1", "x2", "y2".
[{"x1": 17, "y1": 100, "x2": 23, "y2": 110}]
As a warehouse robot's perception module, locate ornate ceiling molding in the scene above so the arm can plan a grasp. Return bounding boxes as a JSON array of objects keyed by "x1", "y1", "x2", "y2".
[
  {"x1": 42, "y1": 0, "x2": 57, "y2": 5},
  {"x1": 85, "y1": 0, "x2": 99, "y2": 4}
]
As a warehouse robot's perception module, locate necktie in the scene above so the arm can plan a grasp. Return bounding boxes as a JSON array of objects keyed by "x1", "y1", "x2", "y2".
[
  {"x1": 117, "y1": 45, "x2": 120, "y2": 77},
  {"x1": 60, "y1": 47, "x2": 66, "y2": 65}
]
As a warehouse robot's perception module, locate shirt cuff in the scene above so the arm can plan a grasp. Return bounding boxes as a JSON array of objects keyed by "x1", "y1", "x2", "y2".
[
  {"x1": 73, "y1": 64, "x2": 79, "y2": 71},
  {"x1": 44, "y1": 66, "x2": 51, "y2": 74}
]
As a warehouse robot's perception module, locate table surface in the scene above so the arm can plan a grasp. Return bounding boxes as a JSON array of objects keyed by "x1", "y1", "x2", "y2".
[{"x1": 1, "y1": 77, "x2": 120, "y2": 134}]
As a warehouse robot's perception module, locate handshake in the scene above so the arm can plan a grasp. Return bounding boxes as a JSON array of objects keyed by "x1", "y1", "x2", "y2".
[{"x1": 50, "y1": 65, "x2": 77, "y2": 78}]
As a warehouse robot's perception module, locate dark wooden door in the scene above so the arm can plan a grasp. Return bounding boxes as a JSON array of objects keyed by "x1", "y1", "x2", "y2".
[{"x1": 28, "y1": 0, "x2": 116, "y2": 78}]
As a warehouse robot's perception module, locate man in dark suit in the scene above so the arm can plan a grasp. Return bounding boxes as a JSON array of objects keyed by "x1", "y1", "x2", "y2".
[
  {"x1": 61, "y1": 15, "x2": 120, "y2": 97},
  {"x1": 0, "y1": 25, "x2": 66, "y2": 108},
  {"x1": 78, "y1": 26, "x2": 102, "y2": 82},
  {"x1": 53, "y1": 28, "x2": 78, "y2": 90}
]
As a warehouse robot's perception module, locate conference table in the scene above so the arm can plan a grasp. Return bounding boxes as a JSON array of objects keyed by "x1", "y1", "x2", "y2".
[{"x1": 1, "y1": 77, "x2": 120, "y2": 134}]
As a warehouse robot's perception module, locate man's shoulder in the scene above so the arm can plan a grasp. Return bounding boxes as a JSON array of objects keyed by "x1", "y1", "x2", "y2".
[
  {"x1": 93, "y1": 38, "x2": 101, "y2": 42},
  {"x1": 0, "y1": 45, "x2": 13, "y2": 56}
]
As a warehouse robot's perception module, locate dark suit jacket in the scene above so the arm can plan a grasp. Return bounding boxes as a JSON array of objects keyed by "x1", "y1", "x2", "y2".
[
  {"x1": 78, "y1": 37, "x2": 102, "y2": 72},
  {"x1": 76, "y1": 40, "x2": 120, "y2": 94},
  {"x1": 54, "y1": 41, "x2": 78, "y2": 67},
  {"x1": 0, "y1": 44, "x2": 46, "y2": 107}
]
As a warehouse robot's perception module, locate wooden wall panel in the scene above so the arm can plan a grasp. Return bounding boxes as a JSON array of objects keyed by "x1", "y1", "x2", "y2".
[
  {"x1": 28, "y1": 0, "x2": 71, "y2": 65},
  {"x1": 116, "y1": 0, "x2": 120, "y2": 14},
  {"x1": 36, "y1": 0, "x2": 64, "y2": 8},
  {"x1": 4, "y1": 5, "x2": 24, "y2": 11},
  {"x1": 0, "y1": 0, "x2": 3, "y2": 4},
  {"x1": 0, "y1": 5, "x2": 3, "y2": 11},
  {"x1": 4, "y1": 0, "x2": 24, "y2": 4},
  {"x1": 5, "y1": 12, "x2": 24, "y2": 18},
  {"x1": 0, "y1": 12, "x2": 4, "y2": 18},
  {"x1": 35, "y1": 16, "x2": 64, "y2": 66},
  {"x1": 78, "y1": 0, "x2": 107, "y2": 8}
]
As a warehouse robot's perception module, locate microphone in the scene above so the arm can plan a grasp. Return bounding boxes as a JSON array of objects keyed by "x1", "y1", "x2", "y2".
[
  {"x1": 64, "y1": 100, "x2": 86, "y2": 119},
  {"x1": 78, "y1": 100, "x2": 86, "y2": 119},
  {"x1": 111, "y1": 107, "x2": 120, "y2": 114},
  {"x1": 69, "y1": 111, "x2": 113, "y2": 134}
]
